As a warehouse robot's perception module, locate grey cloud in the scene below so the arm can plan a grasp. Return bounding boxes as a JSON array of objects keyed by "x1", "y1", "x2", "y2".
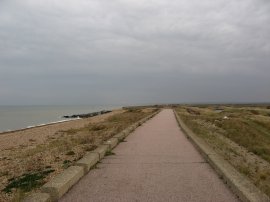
[{"x1": 0, "y1": 0, "x2": 270, "y2": 105}]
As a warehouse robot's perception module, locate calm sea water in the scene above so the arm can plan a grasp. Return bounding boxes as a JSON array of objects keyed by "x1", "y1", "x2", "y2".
[{"x1": 0, "y1": 105, "x2": 120, "y2": 132}]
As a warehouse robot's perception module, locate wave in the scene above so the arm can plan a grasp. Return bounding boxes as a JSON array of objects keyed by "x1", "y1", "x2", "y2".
[{"x1": 0, "y1": 117, "x2": 81, "y2": 134}]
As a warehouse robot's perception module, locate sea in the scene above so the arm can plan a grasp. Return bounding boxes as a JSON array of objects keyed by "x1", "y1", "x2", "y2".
[{"x1": 0, "y1": 105, "x2": 121, "y2": 133}]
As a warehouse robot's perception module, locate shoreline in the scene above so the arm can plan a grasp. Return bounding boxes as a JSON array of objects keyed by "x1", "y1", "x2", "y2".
[
  {"x1": 0, "y1": 109, "x2": 123, "y2": 150},
  {"x1": 0, "y1": 110, "x2": 113, "y2": 135},
  {"x1": 0, "y1": 118, "x2": 81, "y2": 135},
  {"x1": 0, "y1": 105, "x2": 120, "y2": 134}
]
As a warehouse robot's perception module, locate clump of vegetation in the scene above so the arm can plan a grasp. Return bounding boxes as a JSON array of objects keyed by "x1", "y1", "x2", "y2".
[
  {"x1": 119, "y1": 139, "x2": 127, "y2": 143},
  {"x1": 3, "y1": 169, "x2": 54, "y2": 193},
  {"x1": 83, "y1": 145, "x2": 95, "y2": 151},
  {"x1": 66, "y1": 151, "x2": 75, "y2": 156},
  {"x1": 62, "y1": 128, "x2": 77, "y2": 135},
  {"x1": 126, "y1": 108, "x2": 142, "y2": 113},
  {"x1": 186, "y1": 108, "x2": 200, "y2": 115},
  {"x1": 62, "y1": 160, "x2": 72, "y2": 169},
  {"x1": 105, "y1": 151, "x2": 115, "y2": 156},
  {"x1": 88, "y1": 124, "x2": 107, "y2": 131},
  {"x1": 249, "y1": 110, "x2": 260, "y2": 115}
]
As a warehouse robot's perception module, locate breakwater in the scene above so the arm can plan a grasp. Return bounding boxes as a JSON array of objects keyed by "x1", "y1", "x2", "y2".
[{"x1": 63, "y1": 110, "x2": 112, "y2": 119}]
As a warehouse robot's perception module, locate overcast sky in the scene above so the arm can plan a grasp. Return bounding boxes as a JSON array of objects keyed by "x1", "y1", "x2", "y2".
[{"x1": 0, "y1": 0, "x2": 270, "y2": 105}]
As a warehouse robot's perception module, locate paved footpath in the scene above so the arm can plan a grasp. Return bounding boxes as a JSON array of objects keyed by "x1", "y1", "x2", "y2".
[{"x1": 61, "y1": 109, "x2": 240, "y2": 202}]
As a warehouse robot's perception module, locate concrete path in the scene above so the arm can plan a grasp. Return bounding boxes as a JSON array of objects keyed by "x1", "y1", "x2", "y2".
[{"x1": 60, "y1": 109, "x2": 240, "y2": 202}]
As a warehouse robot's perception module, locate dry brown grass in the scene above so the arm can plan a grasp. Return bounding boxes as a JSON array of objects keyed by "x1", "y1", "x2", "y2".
[
  {"x1": 0, "y1": 107, "x2": 157, "y2": 202},
  {"x1": 176, "y1": 105, "x2": 270, "y2": 197}
]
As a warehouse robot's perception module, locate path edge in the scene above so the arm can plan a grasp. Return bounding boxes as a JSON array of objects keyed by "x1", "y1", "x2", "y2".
[
  {"x1": 173, "y1": 110, "x2": 270, "y2": 202},
  {"x1": 22, "y1": 110, "x2": 160, "y2": 202}
]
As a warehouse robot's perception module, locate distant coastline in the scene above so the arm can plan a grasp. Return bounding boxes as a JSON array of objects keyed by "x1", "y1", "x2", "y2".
[
  {"x1": 0, "y1": 109, "x2": 113, "y2": 134},
  {"x1": 0, "y1": 105, "x2": 120, "y2": 133}
]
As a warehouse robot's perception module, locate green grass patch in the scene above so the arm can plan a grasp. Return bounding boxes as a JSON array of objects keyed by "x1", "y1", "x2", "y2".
[
  {"x1": 3, "y1": 169, "x2": 54, "y2": 193},
  {"x1": 62, "y1": 160, "x2": 72, "y2": 169}
]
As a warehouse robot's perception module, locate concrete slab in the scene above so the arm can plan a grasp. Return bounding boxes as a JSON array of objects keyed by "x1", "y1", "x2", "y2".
[
  {"x1": 22, "y1": 193, "x2": 51, "y2": 202},
  {"x1": 113, "y1": 132, "x2": 126, "y2": 141},
  {"x1": 41, "y1": 166, "x2": 84, "y2": 201},
  {"x1": 104, "y1": 137, "x2": 118, "y2": 150},
  {"x1": 91, "y1": 144, "x2": 109, "y2": 159},
  {"x1": 75, "y1": 152, "x2": 99, "y2": 174}
]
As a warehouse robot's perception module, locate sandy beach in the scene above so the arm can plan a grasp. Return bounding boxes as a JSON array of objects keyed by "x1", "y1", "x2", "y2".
[{"x1": 0, "y1": 109, "x2": 122, "y2": 150}]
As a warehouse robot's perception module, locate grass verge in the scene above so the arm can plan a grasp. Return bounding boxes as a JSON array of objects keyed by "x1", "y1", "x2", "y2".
[{"x1": 175, "y1": 105, "x2": 270, "y2": 197}]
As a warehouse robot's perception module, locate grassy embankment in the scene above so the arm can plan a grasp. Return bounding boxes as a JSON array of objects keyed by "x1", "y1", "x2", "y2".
[
  {"x1": 175, "y1": 105, "x2": 270, "y2": 197},
  {"x1": 0, "y1": 107, "x2": 157, "y2": 201}
]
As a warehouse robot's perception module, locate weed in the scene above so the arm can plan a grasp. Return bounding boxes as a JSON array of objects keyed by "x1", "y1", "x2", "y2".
[
  {"x1": 127, "y1": 108, "x2": 141, "y2": 113},
  {"x1": 64, "y1": 128, "x2": 78, "y2": 135},
  {"x1": 89, "y1": 124, "x2": 107, "y2": 131},
  {"x1": 186, "y1": 108, "x2": 200, "y2": 115},
  {"x1": 260, "y1": 174, "x2": 267, "y2": 180},
  {"x1": 3, "y1": 169, "x2": 54, "y2": 193},
  {"x1": 105, "y1": 151, "x2": 115, "y2": 156},
  {"x1": 66, "y1": 151, "x2": 75, "y2": 156},
  {"x1": 238, "y1": 165, "x2": 251, "y2": 177},
  {"x1": 84, "y1": 145, "x2": 95, "y2": 151},
  {"x1": 78, "y1": 136, "x2": 94, "y2": 145},
  {"x1": 249, "y1": 110, "x2": 260, "y2": 115},
  {"x1": 62, "y1": 160, "x2": 72, "y2": 169},
  {"x1": 259, "y1": 170, "x2": 270, "y2": 181}
]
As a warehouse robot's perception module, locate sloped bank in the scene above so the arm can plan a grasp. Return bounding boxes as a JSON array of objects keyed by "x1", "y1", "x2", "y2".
[{"x1": 174, "y1": 110, "x2": 270, "y2": 202}]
